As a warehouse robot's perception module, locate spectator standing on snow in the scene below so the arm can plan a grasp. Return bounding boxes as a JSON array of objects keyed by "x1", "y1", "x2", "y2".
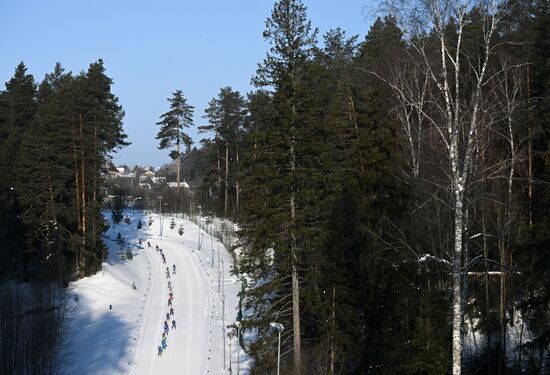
[{"x1": 172, "y1": 320, "x2": 176, "y2": 329}]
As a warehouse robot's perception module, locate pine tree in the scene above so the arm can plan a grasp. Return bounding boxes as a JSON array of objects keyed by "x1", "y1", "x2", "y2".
[
  {"x1": 0, "y1": 62, "x2": 37, "y2": 279},
  {"x1": 156, "y1": 90, "x2": 194, "y2": 212},
  {"x1": 86, "y1": 60, "x2": 127, "y2": 257},
  {"x1": 11, "y1": 60, "x2": 128, "y2": 279},
  {"x1": 16, "y1": 63, "x2": 73, "y2": 282},
  {"x1": 201, "y1": 87, "x2": 246, "y2": 217}
]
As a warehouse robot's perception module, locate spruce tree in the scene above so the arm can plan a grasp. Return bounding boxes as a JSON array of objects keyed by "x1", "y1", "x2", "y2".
[{"x1": 239, "y1": 0, "x2": 320, "y2": 372}]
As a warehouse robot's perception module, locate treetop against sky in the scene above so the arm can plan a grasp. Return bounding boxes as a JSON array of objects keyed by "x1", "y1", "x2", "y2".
[{"x1": 0, "y1": 0, "x2": 375, "y2": 167}]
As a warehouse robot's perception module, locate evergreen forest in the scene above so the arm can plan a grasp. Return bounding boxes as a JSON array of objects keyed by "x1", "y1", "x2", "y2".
[{"x1": 1, "y1": 0, "x2": 550, "y2": 373}]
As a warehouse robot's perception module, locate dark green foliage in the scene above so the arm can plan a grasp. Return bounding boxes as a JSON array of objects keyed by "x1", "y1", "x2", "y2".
[
  {"x1": 156, "y1": 90, "x2": 194, "y2": 155},
  {"x1": 156, "y1": 90, "x2": 194, "y2": 213},
  {"x1": 0, "y1": 60, "x2": 128, "y2": 282},
  {"x1": 111, "y1": 191, "x2": 124, "y2": 224},
  {"x1": 200, "y1": 87, "x2": 247, "y2": 217},
  {"x1": 0, "y1": 62, "x2": 37, "y2": 279},
  {"x1": 199, "y1": 1, "x2": 550, "y2": 373}
]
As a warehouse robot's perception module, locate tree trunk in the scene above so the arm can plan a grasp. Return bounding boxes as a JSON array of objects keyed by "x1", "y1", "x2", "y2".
[
  {"x1": 225, "y1": 141, "x2": 229, "y2": 217},
  {"x1": 177, "y1": 123, "x2": 181, "y2": 213},
  {"x1": 347, "y1": 94, "x2": 364, "y2": 172},
  {"x1": 462, "y1": 202, "x2": 470, "y2": 348},
  {"x1": 290, "y1": 139, "x2": 301, "y2": 373},
  {"x1": 527, "y1": 69, "x2": 533, "y2": 229},
  {"x1": 498, "y1": 237, "x2": 506, "y2": 375},
  {"x1": 217, "y1": 139, "x2": 222, "y2": 215},
  {"x1": 92, "y1": 123, "x2": 97, "y2": 251},
  {"x1": 71, "y1": 116, "x2": 81, "y2": 276},
  {"x1": 79, "y1": 113, "x2": 86, "y2": 274},
  {"x1": 291, "y1": 240, "x2": 301, "y2": 373},
  {"x1": 235, "y1": 142, "x2": 240, "y2": 217},
  {"x1": 452, "y1": 174, "x2": 464, "y2": 375}
]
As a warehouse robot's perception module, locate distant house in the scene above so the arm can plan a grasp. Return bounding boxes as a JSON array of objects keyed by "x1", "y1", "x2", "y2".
[
  {"x1": 151, "y1": 176, "x2": 166, "y2": 185},
  {"x1": 104, "y1": 166, "x2": 136, "y2": 189},
  {"x1": 167, "y1": 181, "x2": 190, "y2": 189}
]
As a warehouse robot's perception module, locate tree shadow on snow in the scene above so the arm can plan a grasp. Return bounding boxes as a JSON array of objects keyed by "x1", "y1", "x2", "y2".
[
  {"x1": 61, "y1": 209, "x2": 154, "y2": 374},
  {"x1": 61, "y1": 297, "x2": 138, "y2": 374}
]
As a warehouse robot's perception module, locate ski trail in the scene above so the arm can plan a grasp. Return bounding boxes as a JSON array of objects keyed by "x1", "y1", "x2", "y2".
[
  {"x1": 132, "y1": 231, "x2": 208, "y2": 374},
  {"x1": 61, "y1": 213, "x2": 248, "y2": 375},
  {"x1": 128, "y1": 247, "x2": 154, "y2": 374},
  {"x1": 133, "y1": 242, "x2": 166, "y2": 375}
]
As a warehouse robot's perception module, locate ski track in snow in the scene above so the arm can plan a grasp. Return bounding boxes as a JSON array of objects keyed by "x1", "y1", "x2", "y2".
[{"x1": 61, "y1": 212, "x2": 248, "y2": 375}]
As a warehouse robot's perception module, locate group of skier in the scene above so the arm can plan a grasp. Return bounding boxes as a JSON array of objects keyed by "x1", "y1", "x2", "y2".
[
  {"x1": 156, "y1": 245, "x2": 167, "y2": 264},
  {"x1": 155, "y1": 243, "x2": 177, "y2": 357}
]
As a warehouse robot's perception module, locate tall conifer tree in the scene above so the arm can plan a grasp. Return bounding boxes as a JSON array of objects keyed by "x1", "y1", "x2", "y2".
[{"x1": 156, "y1": 90, "x2": 194, "y2": 211}]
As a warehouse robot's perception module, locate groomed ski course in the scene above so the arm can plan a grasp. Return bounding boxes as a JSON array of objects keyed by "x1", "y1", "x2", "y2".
[{"x1": 61, "y1": 212, "x2": 248, "y2": 374}]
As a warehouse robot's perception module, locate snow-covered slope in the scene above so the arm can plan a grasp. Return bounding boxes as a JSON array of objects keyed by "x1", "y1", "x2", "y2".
[{"x1": 61, "y1": 212, "x2": 248, "y2": 374}]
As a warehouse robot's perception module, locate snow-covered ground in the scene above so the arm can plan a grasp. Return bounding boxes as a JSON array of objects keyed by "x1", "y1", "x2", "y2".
[{"x1": 60, "y1": 211, "x2": 249, "y2": 375}]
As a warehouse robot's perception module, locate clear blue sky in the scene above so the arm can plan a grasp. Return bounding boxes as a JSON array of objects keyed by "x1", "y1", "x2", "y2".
[{"x1": 0, "y1": 0, "x2": 375, "y2": 167}]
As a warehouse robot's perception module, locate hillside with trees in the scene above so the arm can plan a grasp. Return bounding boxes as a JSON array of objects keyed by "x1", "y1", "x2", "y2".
[
  {"x1": 188, "y1": 0, "x2": 550, "y2": 373},
  {"x1": 1, "y1": 0, "x2": 550, "y2": 373},
  {"x1": 0, "y1": 60, "x2": 128, "y2": 373}
]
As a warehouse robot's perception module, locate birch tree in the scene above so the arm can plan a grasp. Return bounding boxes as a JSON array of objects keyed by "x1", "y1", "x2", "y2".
[{"x1": 376, "y1": 0, "x2": 506, "y2": 372}]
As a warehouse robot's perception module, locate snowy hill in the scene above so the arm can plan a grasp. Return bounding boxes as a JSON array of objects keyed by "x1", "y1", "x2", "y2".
[{"x1": 60, "y1": 211, "x2": 248, "y2": 374}]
